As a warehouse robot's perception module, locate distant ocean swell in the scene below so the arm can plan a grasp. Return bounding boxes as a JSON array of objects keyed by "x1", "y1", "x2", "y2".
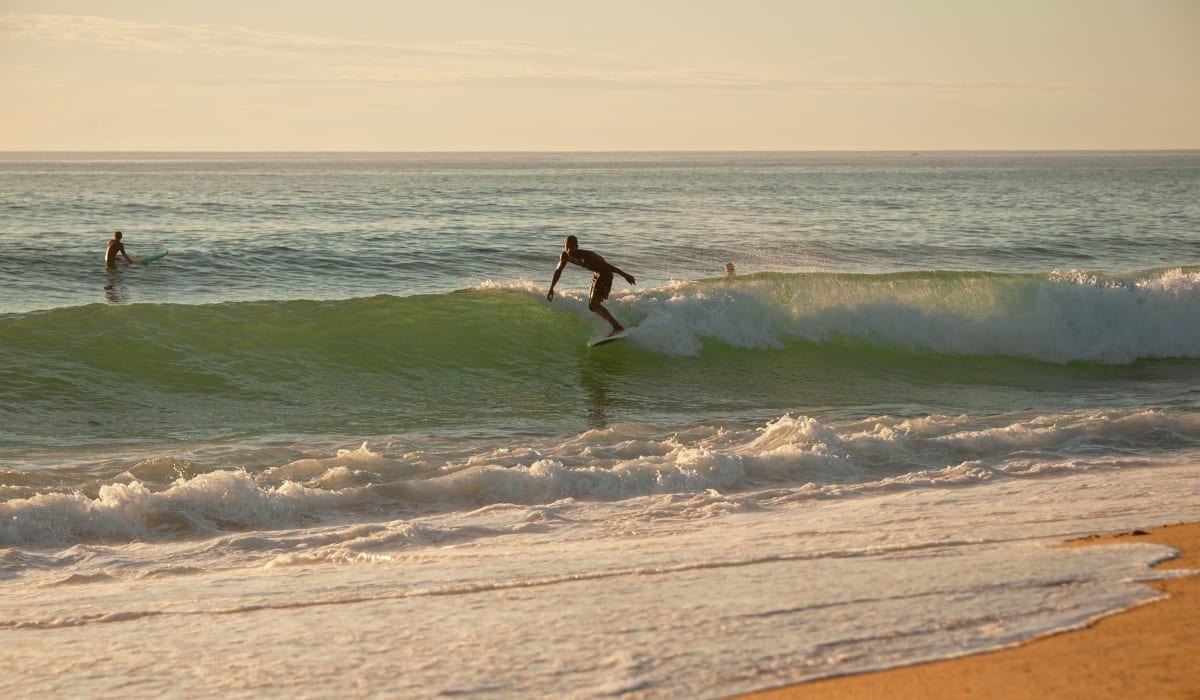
[{"x1": 3, "y1": 409, "x2": 1199, "y2": 550}]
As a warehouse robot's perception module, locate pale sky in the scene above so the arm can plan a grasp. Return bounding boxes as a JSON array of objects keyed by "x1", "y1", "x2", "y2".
[{"x1": 2, "y1": 0, "x2": 1198, "y2": 150}]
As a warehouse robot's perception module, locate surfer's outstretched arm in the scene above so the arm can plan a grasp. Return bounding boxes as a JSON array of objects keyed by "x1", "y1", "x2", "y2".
[
  {"x1": 608, "y1": 264, "x2": 634, "y2": 286},
  {"x1": 547, "y1": 252, "x2": 568, "y2": 301}
]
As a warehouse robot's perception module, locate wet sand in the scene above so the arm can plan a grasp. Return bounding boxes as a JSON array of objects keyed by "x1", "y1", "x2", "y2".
[{"x1": 730, "y1": 522, "x2": 1200, "y2": 700}]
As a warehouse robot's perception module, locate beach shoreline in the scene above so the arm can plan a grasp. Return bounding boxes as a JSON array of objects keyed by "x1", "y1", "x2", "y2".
[{"x1": 729, "y1": 521, "x2": 1200, "y2": 700}]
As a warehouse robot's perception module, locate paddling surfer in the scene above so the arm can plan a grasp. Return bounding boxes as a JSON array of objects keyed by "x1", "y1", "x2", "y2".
[
  {"x1": 547, "y1": 235, "x2": 636, "y2": 335},
  {"x1": 105, "y1": 231, "x2": 133, "y2": 268}
]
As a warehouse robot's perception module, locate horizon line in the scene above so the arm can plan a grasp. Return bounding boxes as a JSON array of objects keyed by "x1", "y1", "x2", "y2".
[{"x1": 2, "y1": 148, "x2": 1198, "y2": 155}]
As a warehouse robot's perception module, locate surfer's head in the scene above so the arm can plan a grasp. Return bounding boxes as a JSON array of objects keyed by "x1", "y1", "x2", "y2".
[
  {"x1": 114, "y1": 231, "x2": 122, "y2": 240},
  {"x1": 564, "y1": 235, "x2": 578, "y2": 251}
]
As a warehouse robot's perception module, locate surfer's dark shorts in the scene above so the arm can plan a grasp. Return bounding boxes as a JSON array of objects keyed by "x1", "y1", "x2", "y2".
[{"x1": 589, "y1": 271, "x2": 613, "y2": 310}]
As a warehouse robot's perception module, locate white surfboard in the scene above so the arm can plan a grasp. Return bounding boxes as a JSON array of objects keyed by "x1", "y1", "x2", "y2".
[{"x1": 589, "y1": 330, "x2": 629, "y2": 347}]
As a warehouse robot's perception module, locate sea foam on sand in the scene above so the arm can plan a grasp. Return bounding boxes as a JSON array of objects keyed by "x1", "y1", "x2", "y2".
[{"x1": 1, "y1": 461, "x2": 1197, "y2": 698}]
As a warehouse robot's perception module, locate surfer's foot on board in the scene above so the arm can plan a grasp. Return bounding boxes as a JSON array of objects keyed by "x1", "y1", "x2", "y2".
[{"x1": 592, "y1": 305, "x2": 624, "y2": 336}]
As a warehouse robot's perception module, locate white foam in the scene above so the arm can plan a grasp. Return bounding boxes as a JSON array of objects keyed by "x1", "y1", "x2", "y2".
[
  {"x1": 4, "y1": 409, "x2": 1197, "y2": 549},
  {"x1": 5, "y1": 462, "x2": 1198, "y2": 698},
  {"x1": 605, "y1": 269, "x2": 1200, "y2": 362},
  {"x1": 266, "y1": 441, "x2": 384, "y2": 480}
]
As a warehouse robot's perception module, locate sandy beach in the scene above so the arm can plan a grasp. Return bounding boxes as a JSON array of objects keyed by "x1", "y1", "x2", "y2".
[{"x1": 731, "y1": 522, "x2": 1200, "y2": 700}]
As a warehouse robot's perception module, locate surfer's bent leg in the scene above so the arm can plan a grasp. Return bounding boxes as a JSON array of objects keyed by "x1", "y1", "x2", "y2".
[
  {"x1": 588, "y1": 271, "x2": 614, "y2": 311},
  {"x1": 588, "y1": 272, "x2": 622, "y2": 334}
]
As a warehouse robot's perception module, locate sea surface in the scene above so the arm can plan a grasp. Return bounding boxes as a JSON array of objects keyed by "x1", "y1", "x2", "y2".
[{"x1": 1, "y1": 151, "x2": 1199, "y2": 698}]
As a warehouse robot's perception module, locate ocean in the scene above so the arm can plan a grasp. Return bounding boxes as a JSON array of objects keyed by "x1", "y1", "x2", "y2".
[{"x1": 1, "y1": 151, "x2": 1198, "y2": 698}]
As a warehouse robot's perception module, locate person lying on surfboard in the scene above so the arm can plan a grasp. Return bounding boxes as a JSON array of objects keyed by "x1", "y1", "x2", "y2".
[
  {"x1": 105, "y1": 231, "x2": 133, "y2": 268},
  {"x1": 546, "y1": 235, "x2": 636, "y2": 336}
]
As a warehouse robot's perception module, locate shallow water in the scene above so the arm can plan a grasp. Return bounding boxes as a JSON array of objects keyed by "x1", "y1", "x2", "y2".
[{"x1": 1, "y1": 151, "x2": 1198, "y2": 698}]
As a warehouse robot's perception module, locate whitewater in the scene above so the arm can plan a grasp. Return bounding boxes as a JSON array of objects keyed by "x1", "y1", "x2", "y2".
[{"x1": 1, "y1": 151, "x2": 1198, "y2": 698}]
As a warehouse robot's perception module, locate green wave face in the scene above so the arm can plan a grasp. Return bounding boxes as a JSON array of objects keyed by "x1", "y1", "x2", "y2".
[{"x1": 3, "y1": 268, "x2": 1198, "y2": 450}]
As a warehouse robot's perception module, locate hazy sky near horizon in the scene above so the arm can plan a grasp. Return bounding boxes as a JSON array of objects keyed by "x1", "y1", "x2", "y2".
[{"x1": 2, "y1": 0, "x2": 1198, "y2": 151}]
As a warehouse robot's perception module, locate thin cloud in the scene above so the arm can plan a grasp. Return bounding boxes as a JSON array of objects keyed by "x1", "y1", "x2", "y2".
[
  {"x1": 0, "y1": 14, "x2": 570, "y2": 60},
  {"x1": 0, "y1": 14, "x2": 1094, "y2": 93}
]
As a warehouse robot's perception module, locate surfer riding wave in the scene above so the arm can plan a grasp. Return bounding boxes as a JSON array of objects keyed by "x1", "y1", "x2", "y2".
[{"x1": 546, "y1": 235, "x2": 636, "y2": 335}]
